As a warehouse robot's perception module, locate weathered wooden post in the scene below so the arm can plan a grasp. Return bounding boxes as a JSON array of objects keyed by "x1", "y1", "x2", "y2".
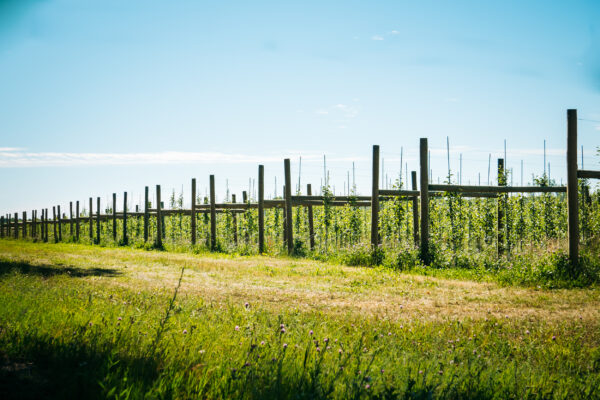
[
  {"x1": 156, "y1": 185, "x2": 162, "y2": 248},
  {"x1": 284, "y1": 159, "x2": 294, "y2": 255},
  {"x1": 32, "y1": 210, "x2": 36, "y2": 239},
  {"x1": 232, "y1": 194, "x2": 238, "y2": 245},
  {"x1": 282, "y1": 185, "x2": 287, "y2": 245},
  {"x1": 89, "y1": 198, "x2": 93, "y2": 241},
  {"x1": 371, "y1": 145, "x2": 380, "y2": 248},
  {"x1": 96, "y1": 197, "x2": 101, "y2": 244},
  {"x1": 258, "y1": 165, "x2": 265, "y2": 253},
  {"x1": 12, "y1": 213, "x2": 18, "y2": 239},
  {"x1": 1, "y1": 216, "x2": 5, "y2": 238},
  {"x1": 411, "y1": 171, "x2": 419, "y2": 245},
  {"x1": 22, "y1": 211, "x2": 27, "y2": 238},
  {"x1": 76, "y1": 201, "x2": 80, "y2": 241},
  {"x1": 57, "y1": 205, "x2": 62, "y2": 242},
  {"x1": 144, "y1": 186, "x2": 149, "y2": 243},
  {"x1": 69, "y1": 202, "x2": 74, "y2": 238},
  {"x1": 567, "y1": 109, "x2": 579, "y2": 265},
  {"x1": 209, "y1": 175, "x2": 216, "y2": 250},
  {"x1": 191, "y1": 178, "x2": 197, "y2": 245},
  {"x1": 419, "y1": 138, "x2": 430, "y2": 263},
  {"x1": 123, "y1": 192, "x2": 128, "y2": 244},
  {"x1": 44, "y1": 209, "x2": 49, "y2": 242},
  {"x1": 307, "y1": 184, "x2": 315, "y2": 250},
  {"x1": 112, "y1": 193, "x2": 117, "y2": 241},
  {"x1": 497, "y1": 159, "x2": 506, "y2": 256},
  {"x1": 160, "y1": 201, "x2": 165, "y2": 239},
  {"x1": 52, "y1": 207, "x2": 57, "y2": 242}
]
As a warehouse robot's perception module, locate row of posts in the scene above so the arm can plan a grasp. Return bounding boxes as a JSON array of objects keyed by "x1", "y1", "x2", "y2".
[{"x1": 0, "y1": 109, "x2": 587, "y2": 264}]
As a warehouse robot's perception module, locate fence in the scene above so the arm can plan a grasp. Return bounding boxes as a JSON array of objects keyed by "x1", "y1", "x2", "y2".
[{"x1": 1, "y1": 109, "x2": 598, "y2": 266}]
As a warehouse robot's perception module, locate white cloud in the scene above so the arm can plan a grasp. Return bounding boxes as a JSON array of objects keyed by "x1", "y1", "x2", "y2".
[
  {"x1": 371, "y1": 35, "x2": 384, "y2": 41},
  {"x1": 390, "y1": 30, "x2": 399, "y2": 35},
  {"x1": 595, "y1": 125, "x2": 600, "y2": 131},
  {"x1": 315, "y1": 109, "x2": 329, "y2": 115},
  {"x1": 0, "y1": 150, "x2": 363, "y2": 168}
]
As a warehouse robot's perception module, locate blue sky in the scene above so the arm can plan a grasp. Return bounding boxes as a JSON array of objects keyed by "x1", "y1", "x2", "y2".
[{"x1": 1, "y1": 0, "x2": 599, "y2": 213}]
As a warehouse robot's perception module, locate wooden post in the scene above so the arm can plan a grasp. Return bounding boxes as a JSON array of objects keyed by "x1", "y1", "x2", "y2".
[
  {"x1": 96, "y1": 197, "x2": 101, "y2": 244},
  {"x1": 52, "y1": 207, "x2": 57, "y2": 242},
  {"x1": 282, "y1": 185, "x2": 287, "y2": 245},
  {"x1": 22, "y1": 211, "x2": 27, "y2": 238},
  {"x1": 57, "y1": 205, "x2": 62, "y2": 242},
  {"x1": 144, "y1": 186, "x2": 149, "y2": 243},
  {"x1": 307, "y1": 184, "x2": 315, "y2": 250},
  {"x1": 69, "y1": 202, "x2": 74, "y2": 237},
  {"x1": 411, "y1": 171, "x2": 419, "y2": 245},
  {"x1": 112, "y1": 193, "x2": 117, "y2": 241},
  {"x1": 284, "y1": 159, "x2": 294, "y2": 255},
  {"x1": 1, "y1": 216, "x2": 4, "y2": 238},
  {"x1": 567, "y1": 109, "x2": 579, "y2": 265},
  {"x1": 160, "y1": 201, "x2": 165, "y2": 239},
  {"x1": 123, "y1": 192, "x2": 128, "y2": 244},
  {"x1": 371, "y1": 145, "x2": 380, "y2": 248},
  {"x1": 258, "y1": 165, "x2": 265, "y2": 253},
  {"x1": 40, "y1": 210, "x2": 44, "y2": 242},
  {"x1": 497, "y1": 159, "x2": 506, "y2": 256},
  {"x1": 76, "y1": 201, "x2": 80, "y2": 241},
  {"x1": 156, "y1": 185, "x2": 162, "y2": 248},
  {"x1": 89, "y1": 198, "x2": 93, "y2": 241},
  {"x1": 419, "y1": 138, "x2": 430, "y2": 263},
  {"x1": 242, "y1": 191, "x2": 249, "y2": 243},
  {"x1": 209, "y1": 175, "x2": 216, "y2": 250},
  {"x1": 232, "y1": 194, "x2": 238, "y2": 245},
  {"x1": 45, "y1": 209, "x2": 49, "y2": 242},
  {"x1": 32, "y1": 210, "x2": 36, "y2": 239},
  {"x1": 191, "y1": 178, "x2": 197, "y2": 245}
]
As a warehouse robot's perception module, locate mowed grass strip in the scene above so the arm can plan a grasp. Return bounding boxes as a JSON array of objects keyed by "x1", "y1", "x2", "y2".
[{"x1": 0, "y1": 239, "x2": 599, "y2": 399}]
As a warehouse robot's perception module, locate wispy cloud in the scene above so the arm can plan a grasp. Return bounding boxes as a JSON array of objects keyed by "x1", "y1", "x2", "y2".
[
  {"x1": 371, "y1": 35, "x2": 384, "y2": 41},
  {"x1": 371, "y1": 30, "x2": 400, "y2": 41},
  {"x1": 315, "y1": 103, "x2": 359, "y2": 121},
  {"x1": 0, "y1": 149, "x2": 366, "y2": 167}
]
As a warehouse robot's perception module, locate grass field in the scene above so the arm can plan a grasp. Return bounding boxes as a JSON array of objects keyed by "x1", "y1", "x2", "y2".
[{"x1": 0, "y1": 239, "x2": 599, "y2": 399}]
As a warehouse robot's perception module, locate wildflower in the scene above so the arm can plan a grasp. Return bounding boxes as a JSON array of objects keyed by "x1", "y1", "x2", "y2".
[
  {"x1": 199, "y1": 350, "x2": 205, "y2": 354},
  {"x1": 552, "y1": 335, "x2": 556, "y2": 341},
  {"x1": 183, "y1": 329, "x2": 188, "y2": 334},
  {"x1": 388, "y1": 332, "x2": 392, "y2": 336},
  {"x1": 381, "y1": 369, "x2": 385, "y2": 373},
  {"x1": 244, "y1": 362, "x2": 251, "y2": 367},
  {"x1": 438, "y1": 370, "x2": 443, "y2": 375},
  {"x1": 117, "y1": 317, "x2": 122, "y2": 321},
  {"x1": 418, "y1": 370, "x2": 423, "y2": 374},
  {"x1": 316, "y1": 347, "x2": 321, "y2": 352},
  {"x1": 260, "y1": 340, "x2": 265, "y2": 346},
  {"x1": 525, "y1": 330, "x2": 530, "y2": 335},
  {"x1": 324, "y1": 338, "x2": 329, "y2": 343},
  {"x1": 280, "y1": 323, "x2": 285, "y2": 329},
  {"x1": 365, "y1": 384, "x2": 371, "y2": 389},
  {"x1": 89, "y1": 322, "x2": 93, "y2": 327},
  {"x1": 309, "y1": 330, "x2": 313, "y2": 335},
  {"x1": 245, "y1": 302, "x2": 249, "y2": 309},
  {"x1": 280, "y1": 328, "x2": 286, "y2": 334},
  {"x1": 338, "y1": 349, "x2": 343, "y2": 354},
  {"x1": 283, "y1": 343, "x2": 288, "y2": 349},
  {"x1": 235, "y1": 325, "x2": 240, "y2": 331}
]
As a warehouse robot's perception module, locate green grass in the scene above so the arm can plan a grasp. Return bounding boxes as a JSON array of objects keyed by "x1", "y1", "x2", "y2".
[{"x1": 1, "y1": 239, "x2": 599, "y2": 399}]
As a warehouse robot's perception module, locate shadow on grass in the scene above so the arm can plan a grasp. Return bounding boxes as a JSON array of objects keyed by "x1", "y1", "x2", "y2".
[
  {"x1": 0, "y1": 260, "x2": 121, "y2": 279},
  {"x1": 0, "y1": 332, "x2": 158, "y2": 400}
]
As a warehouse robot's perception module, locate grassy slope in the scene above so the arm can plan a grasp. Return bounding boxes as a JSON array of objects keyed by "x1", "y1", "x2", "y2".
[{"x1": 0, "y1": 239, "x2": 599, "y2": 399}]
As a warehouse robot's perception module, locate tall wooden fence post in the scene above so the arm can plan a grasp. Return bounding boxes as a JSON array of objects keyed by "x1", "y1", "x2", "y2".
[
  {"x1": 209, "y1": 175, "x2": 216, "y2": 250},
  {"x1": 96, "y1": 197, "x2": 101, "y2": 244},
  {"x1": 371, "y1": 145, "x2": 380, "y2": 248},
  {"x1": 497, "y1": 159, "x2": 506, "y2": 257},
  {"x1": 156, "y1": 185, "x2": 162, "y2": 248},
  {"x1": 76, "y1": 201, "x2": 80, "y2": 241},
  {"x1": 112, "y1": 193, "x2": 117, "y2": 241},
  {"x1": 419, "y1": 138, "x2": 430, "y2": 263},
  {"x1": 57, "y1": 205, "x2": 62, "y2": 242},
  {"x1": 411, "y1": 171, "x2": 419, "y2": 245},
  {"x1": 22, "y1": 211, "x2": 27, "y2": 238},
  {"x1": 32, "y1": 210, "x2": 36, "y2": 239},
  {"x1": 69, "y1": 202, "x2": 74, "y2": 238},
  {"x1": 191, "y1": 178, "x2": 197, "y2": 245},
  {"x1": 258, "y1": 165, "x2": 265, "y2": 254},
  {"x1": 44, "y1": 209, "x2": 49, "y2": 242},
  {"x1": 144, "y1": 186, "x2": 149, "y2": 243},
  {"x1": 307, "y1": 184, "x2": 315, "y2": 250},
  {"x1": 242, "y1": 191, "x2": 249, "y2": 244},
  {"x1": 89, "y1": 198, "x2": 93, "y2": 241},
  {"x1": 567, "y1": 109, "x2": 579, "y2": 265},
  {"x1": 282, "y1": 186, "x2": 287, "y2": 245},
  {"x1": 231, "y1": 194, "x2": 238, "y2": 245},
  {"x1": 123, "y1": 192, "x2": 128, "y2": 245},
  {"x1": 284, "y1": 159, "x2": 294, "y2": 255},
  {"x1": 1, "y1": 216, "x2": 5, "y2": 238}
]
